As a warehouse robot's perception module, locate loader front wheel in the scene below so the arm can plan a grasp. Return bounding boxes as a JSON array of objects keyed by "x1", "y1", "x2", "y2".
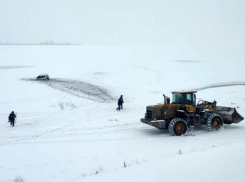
[
  {"x1": 169, "y1": 118, "x2": 188, "y2": 136},
  {"x1": 206, "y1": 113, "x2": 223, "y2": 131}
]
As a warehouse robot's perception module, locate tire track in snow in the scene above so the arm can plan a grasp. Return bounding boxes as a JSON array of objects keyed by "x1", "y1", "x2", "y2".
[{"x1": 1, "y1": 132, "x2": 170, "y2": 145}]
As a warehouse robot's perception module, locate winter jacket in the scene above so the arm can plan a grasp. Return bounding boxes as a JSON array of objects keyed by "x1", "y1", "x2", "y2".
[
  {"x1": 118, "y1": 97, "x2": 124, "y2": 105},
  {"x1": 9, "y1": 113, "x2": 16, "y2": 121}
]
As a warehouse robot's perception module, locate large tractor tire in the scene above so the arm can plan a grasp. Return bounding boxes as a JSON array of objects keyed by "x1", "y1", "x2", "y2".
[
  {"x1": 169, "y1": 118, "x2": 188, "y2": 136},
  {"x1": 206, "y1": 113, "x2": 223, "y2": 131}
]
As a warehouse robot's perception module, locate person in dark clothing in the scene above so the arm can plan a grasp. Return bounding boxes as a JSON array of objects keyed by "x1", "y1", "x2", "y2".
[
  {"x1": 120, "y1": 95, "x2": 124, "y2": 109},
  {"x1": 8, "y1": 111, "x2": 16, "y2": 127},
  {"x1": 166, "y1": 97, "x2": 170, "y2": 104},
  {"x1": 116, "y1": 95, "x2": 124, "y2": 111}
]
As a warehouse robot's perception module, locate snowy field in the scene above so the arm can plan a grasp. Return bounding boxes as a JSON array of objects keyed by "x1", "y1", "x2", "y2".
[{"x1": 0, "y1": 45, "x2": 245, "y2": 182}]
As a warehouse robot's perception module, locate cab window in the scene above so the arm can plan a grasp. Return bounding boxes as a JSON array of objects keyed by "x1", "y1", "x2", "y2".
[
  {"x1": 172, "y1": 93, "x2": 184, "y2": 104},
  {"x1": 186, "y1": 93, "x2": 196, "y2": 105}
]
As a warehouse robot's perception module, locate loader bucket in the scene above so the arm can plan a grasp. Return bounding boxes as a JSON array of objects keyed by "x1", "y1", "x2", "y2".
[{"x1": 216, "y1": 106, "x2": 244, "y2": 124}]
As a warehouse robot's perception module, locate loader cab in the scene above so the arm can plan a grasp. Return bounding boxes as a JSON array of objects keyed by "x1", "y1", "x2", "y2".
[{"x1": 171, "y1": 91, "x2": 197, "y2": 106}]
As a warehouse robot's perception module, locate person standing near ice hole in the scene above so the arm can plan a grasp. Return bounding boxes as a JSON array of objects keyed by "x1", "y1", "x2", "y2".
[
  {"x1": 8, "y1": 111, "x2": 16, "y2": 127},
  {"x1": 116, "y1": 95, "x2": 124, "y2": 111}
]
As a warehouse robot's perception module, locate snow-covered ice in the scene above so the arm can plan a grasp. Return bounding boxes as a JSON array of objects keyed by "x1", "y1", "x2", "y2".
[{"x1": 0, "y1": 45, "x2": 245, "y2": 182}]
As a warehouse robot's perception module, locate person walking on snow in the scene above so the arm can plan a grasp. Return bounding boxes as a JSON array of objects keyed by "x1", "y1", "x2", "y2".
[
  {"x1": 8, "y1": 111, "x2": 16, "y2": 127},
  {"x1": 117, "y1": 95, "x2": 124, "y2": 111}
]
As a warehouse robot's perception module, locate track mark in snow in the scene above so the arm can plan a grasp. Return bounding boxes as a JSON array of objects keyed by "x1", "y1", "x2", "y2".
[
  {"x1": 93, "y1": 72, "x2": 106, "y2": 75},
  {"x1": 0, "y1": 66, "x2": 34, "y2": 69},
  {"x1": 3, "y1": 133, "x2": 172, "y2": 145},
  {"x1": 175, "y1": 60, "x2": 201, "y2": 63}
]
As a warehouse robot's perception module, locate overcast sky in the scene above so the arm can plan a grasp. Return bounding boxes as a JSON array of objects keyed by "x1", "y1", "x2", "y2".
[{"x1": 0, "y1": 0, "x2": 244, "y2": 45}]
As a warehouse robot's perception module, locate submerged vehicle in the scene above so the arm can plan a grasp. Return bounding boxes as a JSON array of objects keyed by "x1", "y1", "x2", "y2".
[
  {"x1": 141, "y1": 91, "x2": 244, "y2": 136},
  {"x1": 36, "y1": 74, "x2": 50, "y2": 80}
]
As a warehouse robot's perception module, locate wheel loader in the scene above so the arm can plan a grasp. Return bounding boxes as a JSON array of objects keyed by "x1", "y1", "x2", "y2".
[{"x1": 141, "y1": 91, "x2": 244, "y2": 136}]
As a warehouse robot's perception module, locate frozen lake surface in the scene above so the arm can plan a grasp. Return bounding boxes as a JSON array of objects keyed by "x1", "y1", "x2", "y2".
[{"x1": 0, "y1": 45, "x2": 244, "y2": 182}]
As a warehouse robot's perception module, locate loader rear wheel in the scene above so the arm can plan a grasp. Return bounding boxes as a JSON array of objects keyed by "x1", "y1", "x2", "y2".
[
  {"x1": 169, "y1": 118, "x2": 188, "y2": 136},
  {"x1": 206, "y1": 113, "x2": 223, "y2": 131}
]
